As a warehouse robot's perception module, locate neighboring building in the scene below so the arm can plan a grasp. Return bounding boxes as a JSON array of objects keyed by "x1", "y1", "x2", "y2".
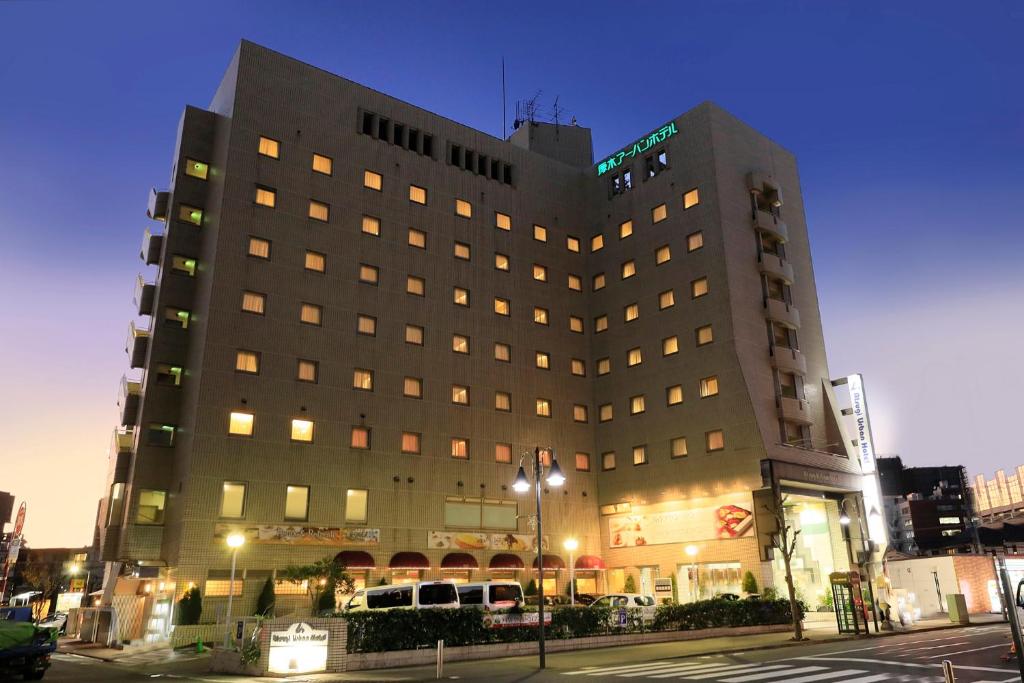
[
  {"x1": 0, "y1": 492, "x2": 13, "y2": 530},
  {"x1": 973, "y1": 466, "x2": 1024, "y2": 520},
  {"x1": 878, "y1": 456, "x2": 974, "y2": 555},
  {"x1": 95, "y1": 40, "x2": 869, "y2": 631}
]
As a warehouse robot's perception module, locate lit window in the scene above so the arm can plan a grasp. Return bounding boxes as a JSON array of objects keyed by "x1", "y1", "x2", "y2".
[
  {"x1": 494, "y1": 298, "x2": 510, "y2": 316},
  {"x1": 495, "y1": 391, "x2": 511, "y2": 412},
  {"x1": 255, "y1": 187, "x2": 276, "y2": 208},
  {"x1": 350, "y1": 427, "x2": 370, "y2": 450},
  {"x1": 667, "y1": 385, "x2": 683, "y2": 406},
  {"x1": 687, "y1": 231, "x2": 704, "y2": 252},
  {"x1": 451, "y1": 438, "x2": 469, "y2": 459},
  {"x1": 353, "y1": 368, "x2": 374, "y2": 391},
  {"x1": 305, "y1": 251, "x2": 326, "y2": 272},
  {"x1": 184, "y1": 158, "x2": 208, "y2": 180},
  {"x1": 706, "y1": 430, "x2": 725, "y2": 452},
  {"x1": 573, "y1": 404, "x2": 588, "y2": 423},
  {"x1": 135, "y1": 489, "x2": 166, "y2": 525},
  {"x1": 533, "y1": 307, "x2": 549, "y2": 325},
  {"x1": 671, "y1": 437, "x2": 688, "y2": 458},
  {"x1": 300, "y1": 303, "x2": 322, "y2": 326},
  {"x1": 602, "y1": 452, "x2": 616, "y2": 471},
  {"x1": 659, "y1": 290, "x2": 675, "y2": 309},
  {"x1": 309, "y1": 200, "x2": 330, "y2": 222},
  {"x1": 568, "y1": 274, "x2": 582, "y2": 291},
  {"x1": 345, "y1": 489, "x2": 368, "y2": 522},
  {"x1": 569, "y1": 316, "x2": 584, "y2": 333},
  {"x1": 494, "y1": 342, "x2": 511, "y2": 362},
  {"x1": 700, "y1": 376, "x2": 720, "y2": 398},
  {"x1": 403, "y1": 376, "x2": 423, "y2": 398},
  {"x1": 407, "y1": 276, "x2": 425, "y2": 296},
  {"x1": 533, "y1": 225, "x2": 547, "y2": 242},
  {"x1": 567, "y1": 236, "x2": 580, "y2": 252},
  {"x1": 495, "y1": 443, "x2": 513, "y2": 463},
  {"x1": 691, "y1": 277, "x2": 709, "y2": 298},
  {"x1": 633, "y1": 445, "x2": 647, "y2": 465},
  {"x1": 409, "y1": 185, "x2": 427, "y2": 204},
  {"x1": 592, "y1": 273, "x2": 606, "y2": 291},
  {"x1": 362, "y1": 215, "x2": 381, "y2": 236},
  {"x1": 656, "y1": 245, "x2": 671, "y2": 265},
  {"x1": 624, "y1": 303, "x2": 639, "y2": 322},
  {"x1": 248, "y1": 237, "x2": 270, "y2": 259},
  {"x1": 454, "y1": 242, "x2": 471, "y2": 260},
  {"x1": 533, "y1": 264, "x2": 548, "y2": 282},
  {"x1": 258, "y1": 136, "x2": 279, "y2": 158},
  {"x1": 594, "y1": 315, "x2": 608, "y2": 332},
  {"x1": 599, "y1": 403, "x2": 613, "y2": 422},
  {"x1": 363, "y1": 170, "x2": 382, "y2": 190},
  {"x1": 496, "y1": 212, "x2": 511, "y2": 230},
  {"x1": 297, "y1": 359, "x2": 318, "y2": 382},
  {"x1": 284, "y1": 485, "x2": 310, "y2": 521},
  {"x1": 165, "y1": 306, "x2": 191, "y2": 329},
  {"x1": 179, "y1": 204, "x2": 203, "y2": 225},
  {"x1": 663, "y1": 336, "x2": 679, "y2": 356},
  {"x1": 312, "y1": 154, "x2": 332, "y2": 175},
  {"x1": 597, "y1": 357, "x2": 610, "y2": 375},
  {"x1": 535, "y1": 351, "x2": 550, "y2": 369},
  {"x1": 235, "y1": 350, "x2": 259, "y2": 374},
  {"x1": 408, "y1": 228, "x2": 426, "y2": 249},
  {"x1": 359, "y1": 264, "x2": 379, "y2": 285},
  {"x1": 571, "y1": 358, "x2": 586, "y2": 376},
  {"x1": 291, "y1": 419, "x2": 314, "y2": 443},
  {"x1": 683, "y1": 188, "x2": 700, "y2": 209},
  {"x1": 228, "y1": 411, "x2": 254, "y2": 436},
  {"x1": 453, "y1": 287, "x2": 470, "y2": 307},
  {"x1": 591, "y1": 234, "x2": 604, "y2": 252},
  {"x1": 357, "y1": 314, "x2": 376, "y2": 336},
  {"x1": 220, "y1": 482, "x2": 246, "y2": 518},
  {"x1": 621, "y1": 260, "x2": 636, "y2": 279},
  {"x1": 619, "y1": 220, "x2": 633, "y2": 239},
  {"x1": 652, "y1": 203, "x2": 667, "y2": 223},
  {"x1": 452, "y1": 385, "x2": 470, "y2": 405},
  {"x1": 575, "y1": 452, "x2": 591, "y2": 471},
  {"x1": 495, "y1": 253, "x2": 510, "y2": 271},
  {"x1": 405, "y1": 324, "x2": 424, "y2": 345},
  {"x1": 455, "y1": 199, "x2": 472, "y2": 218},
  {"x1": 401, "y1": 432, "x2": 421, "y2": 454},
  {"x1": 536, "y1": 398, "x2": 552, "y2": 417},
  {"x1": 630, "y1": 395, "x2": 646, "y2": 415},
  {"x1": 452, "y1": 334, "x2": 470, "y2": 354},
  {"x1": 696, "y1": 325, "x2": 714, "y2": 346},
  {"x1": 241, "y1": 291, "x2": 266, "y2": 314},
  {"x1": 627, "y1": 347, "x2": 642, "y2": 367}
]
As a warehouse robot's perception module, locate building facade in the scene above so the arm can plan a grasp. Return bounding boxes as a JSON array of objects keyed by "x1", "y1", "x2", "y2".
[
  {"x1": 974, "y1": 466, "x2": 1024, "y2": 520},
  {"x1": 96, "y1": 41, "x2": 869, "y2": 627},
  {"x1": 878, "y1": 456, "x2": 974, "y2": 554}
]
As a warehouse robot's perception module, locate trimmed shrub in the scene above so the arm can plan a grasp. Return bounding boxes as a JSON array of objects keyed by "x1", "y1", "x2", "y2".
[
  {"x1": 255, "y1": 577, "x2": 275, "y2": 617},
  {"x1": 651, "y1": 597, "x2": 797, "y2": 631},
  {"x1": 741, "y1": 571, "x2": 758, "y2": 595}
]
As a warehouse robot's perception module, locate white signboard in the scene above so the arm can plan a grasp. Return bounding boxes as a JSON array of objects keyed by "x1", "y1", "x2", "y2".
[
  {"x1": 654, "y1": 578, "x2": 673, "y2": 595},
  {"x1": 608, "y1": 493, "x2": 754, "y2": 548},
  {"x1": 268, "y1": 622, "x2": 329, "y2": 675},
  {"x1": 847, "y1": 374, "x2": 876, "y2": 474}
]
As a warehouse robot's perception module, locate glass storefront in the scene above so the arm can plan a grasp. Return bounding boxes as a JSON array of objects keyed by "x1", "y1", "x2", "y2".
[
  {"x1": 772, "y1": 495, "x2": 849, "y2": 610},
  {"x1": 676, "y1": 562, "x2": 742, "y2": 601}
]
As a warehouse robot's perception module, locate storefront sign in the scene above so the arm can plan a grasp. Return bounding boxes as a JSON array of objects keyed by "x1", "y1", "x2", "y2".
[
  {"x1": 847, "y1": 374, "x2": 876, "y2": 474},
  {"x1": 482, "y1": 611, "x2": 552, "y2": 629},
  {"x1": 654, "y1": 578, "x2": 673, "y2": 595},
  {"x1": 428, "y1": 531, "x2": 549, "y2": 551},
  {"x1": 596, "y1": 122, "x2": 678, "y2": 176},
  {"x1": 608, "y1": 494, "x2": 754, "y2": 548},
  {"x1": 268, "y1": 622, "x2": 328, "y2": 674},
  {"x1": 215, "y1": 524, "x2": 379, "y2": 546}
]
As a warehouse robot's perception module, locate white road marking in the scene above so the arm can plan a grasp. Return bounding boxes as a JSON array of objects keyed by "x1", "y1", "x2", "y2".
[
  {"x1": 565, "y1": 661, "x2": 673, "y2": 675},
  {"x1": 765, "y1": 672, "x2": 866, "y2": 683},
  {"x1": 830, "y1": 676, "x2": 892, "y2": 683},
  {"x1": 796, "y1": 655, "x2": 1015, "y2": 674},
  {"x1": 678, "y1": 664, "x2": 790, "y2": 679},
  {"x1": 719, "y1": 666, "x2": 826, "y2": 682},
  {"x1": 620, "y1": 662, "x2": 736, "y2": 677},
  {"x1": 923, "y1": 642, "x2": 1010, "y2": 658},
  {"x1": 897, "y1": 640, "x2": 969, "y2": 653}
]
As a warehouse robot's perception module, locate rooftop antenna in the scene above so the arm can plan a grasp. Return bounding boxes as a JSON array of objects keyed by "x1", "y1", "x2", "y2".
[
  {"x1": 501, "y1": 57, "x2": 507, "y2": 140},
  {"x1": 552, "y1": 95, "x2": 566, "y2": 129}
]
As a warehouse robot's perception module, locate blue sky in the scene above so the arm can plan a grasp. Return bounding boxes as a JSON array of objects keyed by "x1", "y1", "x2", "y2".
[{"x1": 1, "y1": 0, "x2": 1021, "y2": 545}]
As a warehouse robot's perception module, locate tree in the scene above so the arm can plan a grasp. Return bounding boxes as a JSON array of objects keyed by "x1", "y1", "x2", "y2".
[
  {"x1": 742, "y1": 571, "x2": 759, "y2": 595},
  {"x1": 623, "y1": 574, "x2": 637, "y2": 594},
  {"x1": 317, "y1": 579, "x2": 337, "y2": 613},
  {"x1": 255, "y1": 577, "x2": 275, "y2": 617},
  {"x1": 524, "y1": 578, "x2": 537, "y2": 596},
  {"x1": 279, "y1": 558, "x2": 352, "y2": 616},
  {"x1": 176, "y1": 587, "x2": 202, "y2": 625},
  {"x1": 765, "y1": 496, "x2": 805, "y2": 640},
  {"x1": 20, "y1": 561, "x2": 65, "y2": 621}
]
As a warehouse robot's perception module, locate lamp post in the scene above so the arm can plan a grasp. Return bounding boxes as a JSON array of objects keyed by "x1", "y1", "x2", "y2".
[
  {"x1": 224, "y1": 533, "x2": 245, "y2": 648},
  {"x1": 564, "y1": 538, "x2": 578, "y2": 606},
  {"x1": 512, "y1": 446, "x2": 565, "y2": 670},
  {"x1": 685, "y1": 545, "x2": 699, "y2": 602}
]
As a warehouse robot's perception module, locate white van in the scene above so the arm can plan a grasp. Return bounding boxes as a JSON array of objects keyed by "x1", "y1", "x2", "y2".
[
  {"x1": 344, "y1": 580, "x2": 460, "y2": 611},
  {"x1": 456, "y1": 581, "x2": 524, "y2": 610}
]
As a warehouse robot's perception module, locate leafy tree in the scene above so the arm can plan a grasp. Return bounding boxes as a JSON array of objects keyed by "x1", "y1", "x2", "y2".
[
  {"x1": 20, "y1": 561, "x2": 65, "y2": 621},
  {"x1": 176, "y1": 587, "x2": 203, "y2": 625},
  {"x1": 623, "y1": 574, "x2": 637, "y2": 593},
  {"x1": 524, "y1": 578, "x2": 537, "y2": 596},
  {"x1": 255, "y1": 577, "x2": 275, "y2": 617},
  {"x1": 317, "y1": 579, "x2": 337, "y2": 613},
  {"x1": 765, "y1": 496, "x2": 805, "y2": 640},
  {"x1": 280, "y1": 557, "x2": 352, "y2": 616},
  {"x1": 742, "y1": 571, "x2": 759, "y2": 595}
]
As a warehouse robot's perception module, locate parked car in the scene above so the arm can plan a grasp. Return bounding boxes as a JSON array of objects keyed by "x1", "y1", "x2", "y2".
[
  {"x1": 456, "y1": 581, "x2": 524, "y2": 610},
  {"x1": 0, "y1": 621, "x2": 57, "y2": 680},
  {"x1": 573, "y1": 593, "x2": 598, "y2": 606},
  {"x1": 343, "y1": 580, "x2": 460, "y2": 611},
  {"x1": 524, "y1": 594, "x2": 570, "y2": 607},
  {"x1": 36, "y1": 614, "x2": 66, "y2": 635},
  {"x1": 589, "y1": 593, "x2": 658, "y2": 622}
]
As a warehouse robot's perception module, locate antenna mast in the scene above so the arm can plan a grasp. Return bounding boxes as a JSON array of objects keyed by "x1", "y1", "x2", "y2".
[{"x1": 501, "y1": 58, "x2": 507, "y2": 140}]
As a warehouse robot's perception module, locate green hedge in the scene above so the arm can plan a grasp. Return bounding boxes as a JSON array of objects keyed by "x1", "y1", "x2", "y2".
[{"x1": 345, "y1": 598, "x2": 796, "y2": 653}]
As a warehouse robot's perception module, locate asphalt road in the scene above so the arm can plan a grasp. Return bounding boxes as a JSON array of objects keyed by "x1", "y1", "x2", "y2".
[{"x1": 38, "y1": 623, "x2": 1024, "y2": 682}]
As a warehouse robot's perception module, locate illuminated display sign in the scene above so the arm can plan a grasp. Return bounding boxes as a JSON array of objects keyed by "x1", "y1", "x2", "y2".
[
  {"x1": 596, "y1": 122, "x2": 678, "y2": 176},
  {"x1": 845, "y1": 373, "x2": 887, "y2": 549},
  {"x1": 607, "y1": 493, "x2": 754, "y2": 547},
  {"x1": 268, "y1": 622, "x2": 329, "y2": 674}
]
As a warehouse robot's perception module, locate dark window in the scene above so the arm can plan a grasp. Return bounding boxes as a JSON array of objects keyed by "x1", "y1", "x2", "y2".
[
  {"x1": 490, "y1": 159, "x2": 500, "y2": 179},
  {"x1": 457, "y1": 585, "x2": 483, "y2": 605},
  {"x1": 489, "y1": 584, "x2": 523, "y2": 604},
  {"x1": 423, "y1": 134, "x2": 434, "y2": 157},
  {"x1": 478, "y1": 155, "x2": 488, "y2": 175},
  {"x1": 465, "y1": 149, "x2": 475, "y2": 172},
  {"x1": 450, "y1": 144, "x2": 462, "y2": 166},
  {"x1": 408, "y1": 128, "x2": 420, "y2": 152},
  {"x1": 503, "y1": 164, "x2": 513, "y2": 185},
  {"x1": 367, "y1": 587, "x2": 413, "y2": 609},
  {"x1": 393, "y1": 123, "x2": 405, "y2": 147},
  {"x1": 361, "y1": 111, "x2": 374, "y2": 135},
  {"x1": 418, "y1": 583, "x2": 458, "y2": 606},
  {"x1": 377, "y1": 117, "x2": 390, "y2": 141}
]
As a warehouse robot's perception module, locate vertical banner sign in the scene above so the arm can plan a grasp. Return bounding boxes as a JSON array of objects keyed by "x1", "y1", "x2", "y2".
[{"x1": 846, "y1": 375, "x2": 887, "y2": 548}]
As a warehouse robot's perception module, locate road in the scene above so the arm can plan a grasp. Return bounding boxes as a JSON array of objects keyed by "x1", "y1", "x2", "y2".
[{"x1": 41, "y1": 623, "x2": 1024, "y2": 682}]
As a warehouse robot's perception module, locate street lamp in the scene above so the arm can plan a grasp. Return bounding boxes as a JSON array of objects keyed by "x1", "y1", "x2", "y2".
[
  {"x1": 511, "y1": 446, "x2": 565, "y2": 669},
  {"x1": 224, "y1": 532, "x2": 245, "y2": 648},
  {"x1": 685, "y1": 545, "x2": 699, "y2": 602},
  {"x1": 69, "y1": 562, "x2": 92, "y2": 608},
  {"x1": 563, "y1": 538, "x2": 578, "y2": 606}
]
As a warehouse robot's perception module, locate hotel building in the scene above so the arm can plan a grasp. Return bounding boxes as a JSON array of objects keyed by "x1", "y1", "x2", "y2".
[{"x1": 97, "y1": 41, "x2": 872, "y2": 629}]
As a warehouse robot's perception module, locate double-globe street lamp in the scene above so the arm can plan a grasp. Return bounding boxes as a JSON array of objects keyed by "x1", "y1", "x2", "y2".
[{"x1": 512, "y1": 446, "x2": 565, "y2": 670}]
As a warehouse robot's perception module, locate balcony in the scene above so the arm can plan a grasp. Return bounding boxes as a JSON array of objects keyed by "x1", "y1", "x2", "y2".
[
  {"x1": 764, "y1": 297, "x2": 801, "y2": 328},
  {"x1": 126, "y1": 322, "x2": 149, "y2": 368},
  {"x1": 147, "y1": 188, "x2": 169, "y2": 221},
  {"x1": 118, "y1": 375, "x2": 142, "y2": 426},
  {"x1": 114, "y1": 427, "x2": 135, "y2": 453},
  {"x1": 778, "y1": 396, "x2": 814, "y2": 425},
  {"x1": 753, "y1": 209, "x2": 788, "y2": 242},
  {"x1": 141, "y1": 229, "x2": 163, "y2": 265},
  {"x1": 770, "y1": 346, "x2": 808, "y2": 375},
  {"x1": 133, "y1": 275, "x2": 156, "y2": 317},
  {"x1": 758, "y1": 253, "x2": 794, "y2": 284}
]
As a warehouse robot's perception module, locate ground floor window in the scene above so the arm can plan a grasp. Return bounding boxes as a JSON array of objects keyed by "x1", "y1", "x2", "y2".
[
  {"x1": 489, "y1": 570, "x2": 517, "y2": 581},
  {"x1": 391, "y1": 569, "x2": 421, "y2": 585},
  {"x1": 573, "y1": 571, "x2": 599, "y2": 595},
  {"x1": 441, "y1": 570, "x2": 471, "y2": 584},
  {"x1": 772, "y1": 495, "x2": 848, "y2": 610}
]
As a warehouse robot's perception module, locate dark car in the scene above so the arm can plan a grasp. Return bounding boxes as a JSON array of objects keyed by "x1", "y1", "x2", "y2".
[{"x1": 574, "y1": 593, "x2": 597, "y2": 606}]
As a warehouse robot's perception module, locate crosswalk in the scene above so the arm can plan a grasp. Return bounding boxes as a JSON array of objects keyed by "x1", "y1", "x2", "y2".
[{"x1": 564, "y1": 659, "x2": 897, "y2": 682}]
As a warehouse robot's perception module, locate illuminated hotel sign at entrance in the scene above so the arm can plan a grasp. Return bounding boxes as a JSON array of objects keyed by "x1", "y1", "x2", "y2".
[
  {"x1": 596, "y1": 122, "x2": 678, "y2": 176},
  {"x1": 268, "y1": 622, "x2": 329, "y2": 674}
]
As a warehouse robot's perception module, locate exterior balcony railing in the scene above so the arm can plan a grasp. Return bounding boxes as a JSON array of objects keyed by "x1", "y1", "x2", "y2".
[
  {"x1": 118, "y1": 375, "x2": 142, "y2": 426},
  {"x1": 147, "y1": 188, "x2": 169, "y2": 221},
  {"x1": 758, "y1": 253, "x2": 795, "y2": 284},
  {"x1": 133, "y1": 275, "x2": 156, "y2": 317},
  {"x1": 778, "y1": 396, "x2": 814, "y2": 425},
  {"x1": 770, "y1": 345, "x2": 808, "y2": 375},
  {"x1": 114, "y1": 427, "x2": 135, "y2": 453},
  {"x1": 141, "y1": 228, "x2": 163, "y2": 265},
  {"x1": 764, "y1": 297, "x2": 801, "y2": 328},
  {"x1": 126, "y1": 322, "x2": 150, "y2": 369},
  {"x1": 753, "y1": 209, "x2": 789, "y2": 242}
]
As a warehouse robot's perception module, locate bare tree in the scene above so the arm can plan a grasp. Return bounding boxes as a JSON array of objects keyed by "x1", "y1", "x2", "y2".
[
  {"x1": 765, "y1": 497, "x2": 805, "y2": 641},
  {"x1": 20, "y1": 561, "x2": 65, "y2": 621}
]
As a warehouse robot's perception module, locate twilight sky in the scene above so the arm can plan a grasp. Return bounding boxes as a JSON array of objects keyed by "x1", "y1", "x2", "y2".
[{"x1": 1, "y1": 1, "x2": 1021, "y2": 547}]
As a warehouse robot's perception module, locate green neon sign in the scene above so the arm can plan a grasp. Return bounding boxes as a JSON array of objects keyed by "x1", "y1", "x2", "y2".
[{"x1": 596, "y1": 121, "x2": 678, "y2": 176}]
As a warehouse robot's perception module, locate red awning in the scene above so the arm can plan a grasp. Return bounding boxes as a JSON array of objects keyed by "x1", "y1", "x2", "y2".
[
  {"x1": 440, "y1": 553, "x2": 479, "y2": 569},
  {"x1": 334, "y1": 551, "x2": 375, "y2": 569},
  {"x1": 488, "y1": 553, "x2": 525, "y2": 570},
  {"x1": 389, "y1": 552, "x2": 430, "y2": 569},
  {"x1": 532, "y1": 554, "x2": 565, "y2": 570},
  {"x1": 574, "y1": 555, "x2": 606, "y2": 570}
]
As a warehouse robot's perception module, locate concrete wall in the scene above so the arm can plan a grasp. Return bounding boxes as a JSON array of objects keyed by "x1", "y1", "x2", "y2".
[{"x1": 887, "y1": 556, "x2": 997, "y2": 617}]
